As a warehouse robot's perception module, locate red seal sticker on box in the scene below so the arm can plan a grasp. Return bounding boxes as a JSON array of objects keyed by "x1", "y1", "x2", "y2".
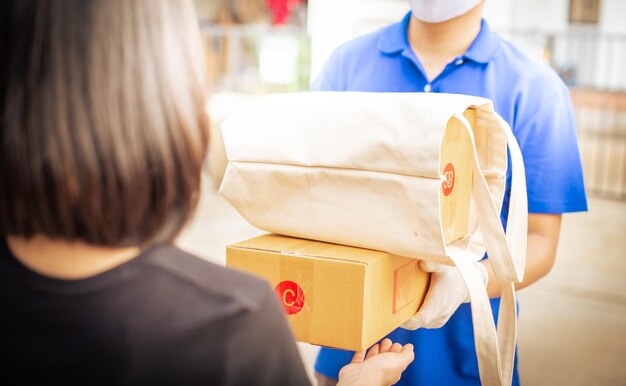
[
  {"x1": 442, "y1": 163, "x2": 455, "y2": 196},
  {"x1": 274, "y1": 280, "x2": 305, "y2": 315}
]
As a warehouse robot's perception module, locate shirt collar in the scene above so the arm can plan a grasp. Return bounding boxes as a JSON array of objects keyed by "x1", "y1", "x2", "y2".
[
  {"x1": 377, "y1": 12, "x2": 501, "y2": 64},
  {"x1": 463, "y1": 19, "x2": 501, "y2": 63},
  {"x1": 377, "y1": 13, "x2": 412, "y2": 55}
]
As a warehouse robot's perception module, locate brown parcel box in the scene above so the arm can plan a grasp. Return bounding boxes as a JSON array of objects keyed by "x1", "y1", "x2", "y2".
[{"x1": 226, "y1": 234, "x2": 430, "y2": 351}]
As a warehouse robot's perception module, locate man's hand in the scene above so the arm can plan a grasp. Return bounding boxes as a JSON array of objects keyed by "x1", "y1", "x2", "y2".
[
  {"x1": 335, "y1": 339, "x2": 414, "y2": 386},
  {"x1": 403, "y1": 213, "x2": 562, "y2": 329},
  {"x1": 400, "y1": 259, "x2": 488, "y2": 330}
]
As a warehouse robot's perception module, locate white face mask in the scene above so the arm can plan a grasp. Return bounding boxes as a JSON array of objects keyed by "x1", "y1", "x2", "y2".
[{"x1": 408, "y1": 0, "x2": 482, "y2": 23}]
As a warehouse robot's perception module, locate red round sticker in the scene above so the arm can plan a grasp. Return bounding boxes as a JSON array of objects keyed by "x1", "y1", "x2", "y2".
[
  {"x1": 274, "y1": 280, "x2": 305, "y2": 315},
  {"x1": 442, "y1": 163, "x2": 455, "y2": 196}
]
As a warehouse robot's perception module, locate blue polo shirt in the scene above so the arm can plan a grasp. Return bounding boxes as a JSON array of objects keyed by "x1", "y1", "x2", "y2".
[{"x1": 312, "y1": 13, "x2": 587, "y2": 386}]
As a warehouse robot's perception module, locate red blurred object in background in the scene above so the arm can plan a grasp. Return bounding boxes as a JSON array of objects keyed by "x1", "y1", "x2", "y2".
[{"x1": 267, "y1": 0, "x2": 304, "y2": 25}]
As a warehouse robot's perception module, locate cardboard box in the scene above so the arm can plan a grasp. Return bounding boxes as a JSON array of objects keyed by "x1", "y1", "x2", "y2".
[{"x1": 226, "y1": 234, "x2": 430, "y2": 351}]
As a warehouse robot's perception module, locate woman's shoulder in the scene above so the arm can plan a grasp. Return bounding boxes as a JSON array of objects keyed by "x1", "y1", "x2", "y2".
[{"x1": 138, "y1": 245, "x2": 274, "y2": 315}]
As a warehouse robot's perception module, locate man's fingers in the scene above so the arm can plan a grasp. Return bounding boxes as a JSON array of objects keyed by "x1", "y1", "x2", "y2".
[
  {"x1": 400, "y1": 308, "x2": 431, "y2": 330},
  {"x1": 390, "y1": 342, "x2": 403, "y2": 353},
  {"x1": 400, "y1": 317, "x2": 422, "y2": 330},
  {"x1": 422, "y1": 305, "x2": 456, "y2": 328}
]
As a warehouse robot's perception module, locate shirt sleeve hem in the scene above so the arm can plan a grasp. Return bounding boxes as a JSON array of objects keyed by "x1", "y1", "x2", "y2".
[{"x1": 528, "y1": 198, "x2": 588, "y2": 214}]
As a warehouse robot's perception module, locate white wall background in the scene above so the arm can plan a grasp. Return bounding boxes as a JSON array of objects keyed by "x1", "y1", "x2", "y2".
[
  {"x1": 307, "y1": 0, "x2": 409, "y2": 78},
  {"x1": 600, "y1": 0, "x2": 626, "y2": 34}
]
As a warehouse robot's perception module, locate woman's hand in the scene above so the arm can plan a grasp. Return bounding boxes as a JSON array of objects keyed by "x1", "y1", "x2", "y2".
[{"x1": 336, "y1": 339, "x2": 414, "y2": 386}]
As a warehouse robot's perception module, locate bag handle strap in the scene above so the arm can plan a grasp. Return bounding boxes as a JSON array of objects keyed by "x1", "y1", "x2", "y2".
[
  {"x1": 472, "y1": 114, "x2": 527, "y2": 284},
  {"x1": 448, "y1": 113, "x2": 527, "y2": 386},
  {"x1": 447, "y1": 252, "x2": 516, "y2": 386}
]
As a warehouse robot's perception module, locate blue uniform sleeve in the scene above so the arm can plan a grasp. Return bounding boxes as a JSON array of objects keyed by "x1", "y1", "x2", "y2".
[
  {"x1": 310, "y1": 48, "x2": 345, "y2": 92},
  {"x1": 314, "y1": 347, "x2": 354, "y2": 380},
  {"x1": 513, "y1": 84, "x2": 588, "y2": 213}
]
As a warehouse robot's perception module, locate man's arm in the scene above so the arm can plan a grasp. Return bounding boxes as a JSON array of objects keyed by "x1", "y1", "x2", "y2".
[{"x1": 482, "y1": 213, "x2": 562, "y2": 298}]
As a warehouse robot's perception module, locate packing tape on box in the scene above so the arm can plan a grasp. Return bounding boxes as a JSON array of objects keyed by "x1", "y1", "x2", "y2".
[{"x1": 278, "y1": 246, "x2": 315, "y2": 344}]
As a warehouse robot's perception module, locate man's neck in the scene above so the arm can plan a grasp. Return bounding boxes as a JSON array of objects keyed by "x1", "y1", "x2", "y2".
[
  {"x1": 7, "y1": 235, "x2": 140, "y2": 280},
  {"x1": 407, "y1": 3, "x2": 484, "y2": 81}
]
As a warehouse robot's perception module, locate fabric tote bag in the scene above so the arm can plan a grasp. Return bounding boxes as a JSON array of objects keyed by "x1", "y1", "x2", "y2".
[{"x1": 219, "y1": 92, "x2": 527, "y2": 386}]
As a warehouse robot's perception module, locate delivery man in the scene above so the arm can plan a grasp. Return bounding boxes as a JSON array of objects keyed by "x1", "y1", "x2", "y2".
[{"x1": 312, "y1": 1, "x2": 588, "y2": 385}]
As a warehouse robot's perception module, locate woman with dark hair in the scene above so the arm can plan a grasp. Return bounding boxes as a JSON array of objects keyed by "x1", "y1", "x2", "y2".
[{"x1": 0, "y1": 1, "x2": 413, "y2": 385}]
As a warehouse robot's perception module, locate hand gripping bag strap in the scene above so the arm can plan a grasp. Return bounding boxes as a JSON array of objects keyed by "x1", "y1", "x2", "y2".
[{"x1": 449, "y1": 114, "x2": 527, "y2": 386}]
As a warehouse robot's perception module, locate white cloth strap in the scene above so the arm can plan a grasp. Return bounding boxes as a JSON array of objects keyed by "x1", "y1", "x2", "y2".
[{"x1": 448, "y1": 113, "x2": 527, "y2": 386}]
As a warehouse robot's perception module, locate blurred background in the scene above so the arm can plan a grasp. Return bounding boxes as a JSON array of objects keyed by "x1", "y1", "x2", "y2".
[{"x1": 177, "y1": 0, "x2": 626, "y2": 384}]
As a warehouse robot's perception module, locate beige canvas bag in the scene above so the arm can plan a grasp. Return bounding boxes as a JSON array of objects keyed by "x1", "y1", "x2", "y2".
[{"x1": 219, "y1": 92, "x2": 527, "y2": 386}]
